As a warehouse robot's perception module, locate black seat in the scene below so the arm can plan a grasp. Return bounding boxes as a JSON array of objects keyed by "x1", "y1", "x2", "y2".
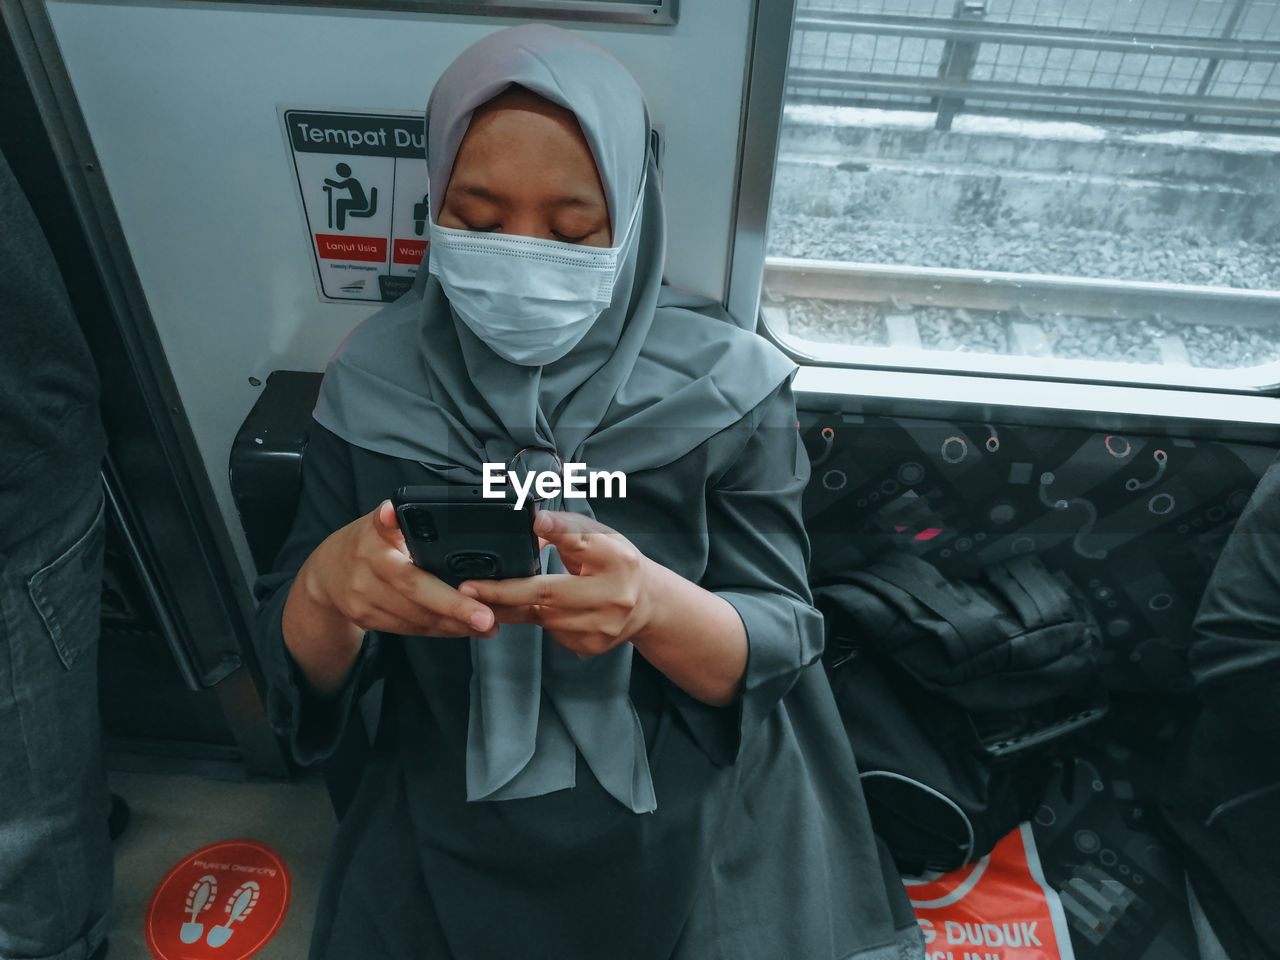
[{"x1": 229, "y1": 370, "x2": 371, "y2": 818}]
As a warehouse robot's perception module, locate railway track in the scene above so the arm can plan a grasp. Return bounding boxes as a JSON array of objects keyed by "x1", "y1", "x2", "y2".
[{"x1": 761, "y1": 258, "x2": 1280, "y2": 372}]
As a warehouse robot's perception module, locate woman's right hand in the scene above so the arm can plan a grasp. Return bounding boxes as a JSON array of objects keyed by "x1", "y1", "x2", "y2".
[{"x1": 282, "y1": 500, "x2": 497, "y2": 695}]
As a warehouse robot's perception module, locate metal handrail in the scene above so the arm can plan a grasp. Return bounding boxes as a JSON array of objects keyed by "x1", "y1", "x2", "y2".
[
  {"x1": 791, "y1": 6, "x2": 1280, "y2": 130},
  {"x1": 786, "y1": 68, "x2": 1280, "y2": 121},
  {"x1": 795, "y1": 11, "x2": 1280, "y2": 62},
  {"x1": 764, "y1": 258, "x2": 1280, "y2": 329}
]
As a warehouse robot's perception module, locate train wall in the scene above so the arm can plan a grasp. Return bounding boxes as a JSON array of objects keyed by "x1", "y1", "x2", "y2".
[{"x1": 46, "y1": 0, "x2": 755, "y2": 583}]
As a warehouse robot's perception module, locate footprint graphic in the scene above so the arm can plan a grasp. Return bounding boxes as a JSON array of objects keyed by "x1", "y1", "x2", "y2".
[
  {"x1": 206, "y1": 881, "x2": 260, "y2": 948},
  {"x1": 180, "y1": 875, "x2": 217, "y2": 944}
]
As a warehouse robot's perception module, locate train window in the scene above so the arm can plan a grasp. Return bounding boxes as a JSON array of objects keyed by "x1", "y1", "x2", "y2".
[
  {"x1": 744, "y1": 0, "x2": 1280, "y2": 391},
  {"x1": 209, "y1": 0, "x2": 676, "y2": 26}
]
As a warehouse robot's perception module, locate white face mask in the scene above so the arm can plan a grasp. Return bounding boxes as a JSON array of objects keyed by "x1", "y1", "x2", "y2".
[{"x1": 427, "y1": 174, "x2": 645, "y2": 366}]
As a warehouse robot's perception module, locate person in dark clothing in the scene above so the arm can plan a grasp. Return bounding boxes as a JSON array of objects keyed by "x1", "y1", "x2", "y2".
[
  {"x1": 255, "y1": 25, "x2": 924, "y2": 959},
  {"x1": 1161, "y1": 453, "x2": 1280, "y2": 960},
  {"x1": 0, "y1": 145, "x2": 111, "y2": 960}
]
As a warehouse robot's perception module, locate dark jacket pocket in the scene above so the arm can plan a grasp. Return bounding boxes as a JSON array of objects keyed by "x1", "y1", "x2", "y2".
[{"x1": 27, "y1": 495, "x2": 106, "y2": 670}]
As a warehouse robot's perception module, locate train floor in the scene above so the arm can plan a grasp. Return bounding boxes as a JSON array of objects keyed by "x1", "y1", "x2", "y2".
[
  {"x1": 105, "y1": 767, "x2": 334, "y2": 959},
  {"x1": 101, "y1": 743, "x2": 1218, "y2": 960}
]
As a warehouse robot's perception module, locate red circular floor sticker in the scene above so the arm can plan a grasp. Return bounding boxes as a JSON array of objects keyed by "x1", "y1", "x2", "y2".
[{"x1": 145, "y1": 839, "x2": 291, "y2": 959}]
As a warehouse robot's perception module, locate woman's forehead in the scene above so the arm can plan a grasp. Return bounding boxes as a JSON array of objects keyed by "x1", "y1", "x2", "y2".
[
  {"x1": 461, "y1": 90, "x2": 594, "y2": 167},
  {"x1": 463, "y1": 90, "x2": 588, "y2": 154},
  {"x1": 426, "y1": 37, "x2": 648, "y2": 236},
  {"x1": 449, "y1": 95, "x2": 607, "y2": 207}
]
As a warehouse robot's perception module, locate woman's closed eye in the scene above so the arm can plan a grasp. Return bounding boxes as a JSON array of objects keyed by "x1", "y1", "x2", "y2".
[{"x1": 459, "y1": 220, "x2": 591, "y2": 244}]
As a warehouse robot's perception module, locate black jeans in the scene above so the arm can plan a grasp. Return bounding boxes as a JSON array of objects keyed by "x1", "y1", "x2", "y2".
[{"x1": 0, "y1": 482, "x2": 110, "y2": 960}]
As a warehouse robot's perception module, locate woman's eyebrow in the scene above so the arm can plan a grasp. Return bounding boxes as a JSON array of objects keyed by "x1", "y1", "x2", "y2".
[
  {"x1": 452, "y1": 183, "x2": 602, "y2": 211},
  {"x1": 453, "y1": 184, "x2": 503, "y2": 202},
  {"x1": 548, "y1": 195, "x2": 603, "y2": 210}
]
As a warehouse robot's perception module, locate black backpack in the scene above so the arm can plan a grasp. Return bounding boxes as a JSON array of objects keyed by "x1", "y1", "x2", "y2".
[{"x1": 814, "y1": 550, "x2": 1107, "y2": 874}]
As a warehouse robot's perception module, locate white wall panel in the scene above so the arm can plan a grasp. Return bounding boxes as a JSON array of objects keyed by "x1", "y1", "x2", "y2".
[{"x1": 46, "y1": 0, "x2": 752, "y2": 580}]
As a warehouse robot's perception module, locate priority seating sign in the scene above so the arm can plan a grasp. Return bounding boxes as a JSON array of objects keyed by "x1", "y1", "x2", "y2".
[
  {"x1": 280, "y1": 107, "x2": 430, "y2": 304},
  {"x1": 908, "y1": 824, "x2": 1075, "y2": 960},
  {"x1": 145, "y1": 839, "x2": 290, "y2": 959}
]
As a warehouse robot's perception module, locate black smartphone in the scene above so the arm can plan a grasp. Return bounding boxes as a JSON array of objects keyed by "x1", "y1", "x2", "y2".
[{"x1": 392, "y1": 484, "x2": 541, "y2": 587}]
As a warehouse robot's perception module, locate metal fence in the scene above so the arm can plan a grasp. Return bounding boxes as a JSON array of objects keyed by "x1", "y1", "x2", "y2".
[{"x1": 787, "y1": 0, "x2": 1280, "y2": 132}]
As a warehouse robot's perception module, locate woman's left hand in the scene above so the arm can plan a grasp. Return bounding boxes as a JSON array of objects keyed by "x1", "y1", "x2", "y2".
[{"x1": 457, "y1": 510, "x2": 655, "y2": 658}]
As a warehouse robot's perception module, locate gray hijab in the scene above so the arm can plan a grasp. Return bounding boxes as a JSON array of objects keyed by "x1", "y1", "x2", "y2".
[{"x1": 314, "y1": 23, "x2": 795, "y2": 812}]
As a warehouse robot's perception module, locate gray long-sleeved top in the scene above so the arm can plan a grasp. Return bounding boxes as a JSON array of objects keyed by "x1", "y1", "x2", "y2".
[
  {"x1": 1190, "y1": 454, "x2": 1280, "y2": 742},
  {"x1": 253, "y1": 381, "x2": 923, "y2": 960},
  {"x1": 1158, "y1": 454, "x2": 1280, "y2": 953}
]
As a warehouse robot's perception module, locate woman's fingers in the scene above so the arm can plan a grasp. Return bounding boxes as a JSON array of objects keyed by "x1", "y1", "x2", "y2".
[
  {"x1": 361, "y1": 502, "x2": 497, "y2": 632},
  {"x1": 361, "y1": 605, "x2": 447, "y2": 638},
  {"x1": 473, "y1": 602, "x2": 544, "y2": 625},
  {"x1": 396, "y1": 569, "x2": 496, "y2": 633},
  {"x1": 532, "y1": 510, "x2": 638, "y2": 578},
  {"x1": 459, "y1": 572, "x2": 639, "y2": 651},
  {"x1": 459, "y1": 575, "x2": 597, "y2": 630},
  {"x1": 535, "y1": 512, "x2": 619, "y2": 547},
  {"x1": 448, "y1": 513, "x2": 654, "y2": 653},
  {"x1": 341, "y1": 575, "x2": 491, "y2": 636},
  {"x1": 373, "y1": 499, "x2": 409, "y2": 551},
  {"x1": 312, "y1": 501, "x2": 497, "y2": 636},
  {"x1": 459, "y1": 573, "x2": 575, "y2": 609}
]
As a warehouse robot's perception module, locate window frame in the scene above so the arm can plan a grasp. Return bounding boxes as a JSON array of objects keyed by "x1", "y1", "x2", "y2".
[
  {"x1": 193, "y1": 0, "x2": 677, "y2": 25},
  {"x1": 726, "y1": 0, "x2": 1280, "y2": 419}
]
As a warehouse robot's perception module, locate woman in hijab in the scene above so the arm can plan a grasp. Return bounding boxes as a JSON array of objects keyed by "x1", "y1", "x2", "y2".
[{"x1": 255, "y1": 23, "x2": 923, "y2": 960}]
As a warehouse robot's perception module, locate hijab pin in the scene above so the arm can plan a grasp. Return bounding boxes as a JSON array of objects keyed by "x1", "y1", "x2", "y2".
[{"x1": 507, "y1": 445, "x2": 566, "y2": 511}]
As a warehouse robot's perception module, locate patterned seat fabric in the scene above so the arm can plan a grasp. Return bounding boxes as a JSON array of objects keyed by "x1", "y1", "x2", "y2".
[{"x1": 799, "y1": 412, "x2": 1279, "y2": 694}]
